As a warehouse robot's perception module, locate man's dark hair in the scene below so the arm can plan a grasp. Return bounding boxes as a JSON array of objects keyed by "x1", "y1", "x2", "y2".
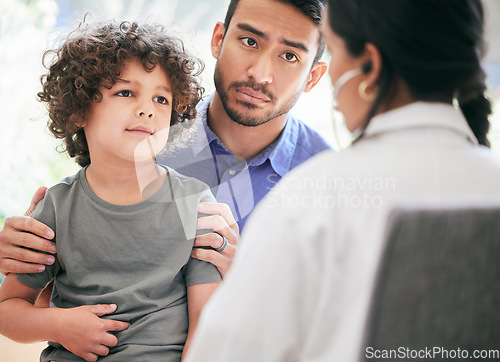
[{"x1": 223, "y1": 0, "x2": 326, "y2": 64}]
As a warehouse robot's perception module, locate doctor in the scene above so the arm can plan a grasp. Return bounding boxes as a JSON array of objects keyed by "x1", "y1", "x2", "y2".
[{"x1": 185, "y1": 0, "x2": 500, "y2": 360}]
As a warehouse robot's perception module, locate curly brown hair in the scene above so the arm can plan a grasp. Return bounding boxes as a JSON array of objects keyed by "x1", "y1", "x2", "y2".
[{"x1": 38, "y1": 20, "x2": 205, "y2": 167}]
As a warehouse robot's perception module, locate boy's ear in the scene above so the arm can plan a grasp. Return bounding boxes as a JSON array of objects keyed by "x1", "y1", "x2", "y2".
[
  {"x1": 304, "y1": 61, "x2": 328, "y2": 93},
  {"x1": 70, "y1": 114, "x2": 86, "y2": 128},
  {"x1": 211, "y1": 22, "x2": 226, "y2": 59}
]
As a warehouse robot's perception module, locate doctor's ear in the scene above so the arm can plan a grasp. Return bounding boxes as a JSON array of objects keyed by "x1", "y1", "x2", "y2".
[
  {"x1": 361, "y1": 43, "x2": 382, "y2": 83},
  {"x1": 362, "y1": 61, "x2": 372, "y2": 74}
]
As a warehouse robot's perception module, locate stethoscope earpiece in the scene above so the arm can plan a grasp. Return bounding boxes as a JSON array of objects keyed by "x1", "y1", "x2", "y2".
[{"x1": 361, "y1": 61, "x2": 373, "y2": 73}]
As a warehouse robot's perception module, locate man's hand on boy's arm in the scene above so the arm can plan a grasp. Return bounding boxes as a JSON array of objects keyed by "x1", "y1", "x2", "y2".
[
  {"x1": 0, "y1": 187, "x2": 57, "y2": 276},
  {"x1": 192, "y1": 202, "x2": 240, "y2": 279},
  {"x1": 181, "y1": 282, "x2": 220, "y2": 361}
]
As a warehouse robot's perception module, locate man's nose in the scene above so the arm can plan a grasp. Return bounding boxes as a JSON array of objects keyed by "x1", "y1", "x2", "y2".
[{"x1": 247, "y1": 54, "x2": 274, "y2": 84}]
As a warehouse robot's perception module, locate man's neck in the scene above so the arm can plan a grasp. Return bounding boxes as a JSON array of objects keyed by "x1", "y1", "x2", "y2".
[{"x1": 207, "y1": 92, "x2": 288, "y2": 160}]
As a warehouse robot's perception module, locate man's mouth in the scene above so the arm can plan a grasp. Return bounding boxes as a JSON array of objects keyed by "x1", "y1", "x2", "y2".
[{"x1": 235, "y1": 87, "x2": 272, "y2": 105}]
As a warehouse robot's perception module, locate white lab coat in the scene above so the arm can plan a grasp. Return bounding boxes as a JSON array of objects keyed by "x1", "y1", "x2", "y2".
[{"x1": 186, "y1": 102, "x2": 500, "y2": 362}]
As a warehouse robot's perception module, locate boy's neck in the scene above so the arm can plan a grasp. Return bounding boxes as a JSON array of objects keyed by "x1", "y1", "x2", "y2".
[{"x1": 85, "y1": 160, "x2": 167, "y2": 205}]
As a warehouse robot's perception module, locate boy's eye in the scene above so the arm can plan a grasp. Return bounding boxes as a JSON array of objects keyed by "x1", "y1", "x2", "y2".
[
  {"x1": 154, "y1": 96, "x2": 169, "y2": 105},
  {"x1": 116, "y1": 90, "x2": 132, "y2": 97},
  {"x1": 241, "y1": 37, "x2": 257, "y2": 48}
]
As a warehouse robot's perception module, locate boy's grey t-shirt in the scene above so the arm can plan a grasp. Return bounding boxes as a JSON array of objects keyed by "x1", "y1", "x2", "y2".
[{"x1": 17, "y1": 166, "x2": 221, "y2": 361}]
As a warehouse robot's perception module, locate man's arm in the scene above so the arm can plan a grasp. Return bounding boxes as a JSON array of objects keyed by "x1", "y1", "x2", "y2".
[
  {"x1": 0, "y1": 274, "x2": 129, "y2": 362},
  {"x1": 181, "y1": 282, "x2": 220, "y2": 361},
  {"x1": 0, "y1": 187, "x2": 56, "y2": 275},
  {"x1": 191, "y1": 202, "x2": 240, "y2": 278}
]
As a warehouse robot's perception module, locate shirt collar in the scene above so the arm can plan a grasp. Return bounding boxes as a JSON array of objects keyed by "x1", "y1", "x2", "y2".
[
  {"x1": 195, "y1": 93, "x2": 300, "y2": 176},
  {"x1": 188, "y1": 94, "x2": 219, "y2": 157},
  {"x1": 198, "y1": 94, "x2": 220, "y2": 145},
  {"x1": 362, "y1": 101, "x2": 479, "y2": 145},
  {"x1": 250, "y1": 114, "x2": 299, "y2": 177}
]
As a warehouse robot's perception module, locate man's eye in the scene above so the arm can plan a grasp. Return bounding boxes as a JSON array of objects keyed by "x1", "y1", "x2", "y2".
[
  {"x1": 281, "y1": 53, "x2": 298, "y2": 62},
  {"x1": 154, "y1": 96, "x2": 169, "y2": 105},
  {"x1": 242, "y1": 37, "x2": 257, "y2": 47},
  {"x1": 116, "y1": 90, "x2": 132, "y2": 97}
]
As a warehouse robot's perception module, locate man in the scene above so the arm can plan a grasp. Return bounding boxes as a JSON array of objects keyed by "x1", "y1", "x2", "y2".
[{"x1": 0, "y1": 0, "x2": 330, "y2": 279}]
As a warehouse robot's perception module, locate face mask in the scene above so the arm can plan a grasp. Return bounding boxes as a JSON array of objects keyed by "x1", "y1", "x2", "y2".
[{"x1": 332, "y1": 67, "x2": 363, "y2": 109}]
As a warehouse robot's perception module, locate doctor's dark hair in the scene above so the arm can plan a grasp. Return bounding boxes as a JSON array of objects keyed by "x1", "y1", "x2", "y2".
[
  {"x1": 328, "y1": 0, "x2": 491, "y2": 147},
  {"x1": 38, "y1": 20, "x2": 204, "y2": 167},
  {"x1": 223, "y1": 0, "x2": 326, "y2": 64}
]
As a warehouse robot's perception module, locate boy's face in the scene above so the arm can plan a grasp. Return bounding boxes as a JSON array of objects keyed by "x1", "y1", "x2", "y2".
[
  {"x1": 82, "y1": 58, "x2": 173, "y2": 165},
  {"x1": 211, "y1": 0, "x2": 325, "y2": 127}
]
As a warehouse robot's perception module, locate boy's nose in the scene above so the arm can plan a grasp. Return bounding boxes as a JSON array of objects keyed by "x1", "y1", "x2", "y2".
[
  {"x1": 138, "y1": 111, "x2": 154, "y2": 118},
  {"x1": 137, "y1": 99, "x2": 154, "y2": 118}
]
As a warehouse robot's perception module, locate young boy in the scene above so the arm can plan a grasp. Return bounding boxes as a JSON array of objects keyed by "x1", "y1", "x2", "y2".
[{"x1": 0, "y1": 20, "x2": 220, "y2": 361}]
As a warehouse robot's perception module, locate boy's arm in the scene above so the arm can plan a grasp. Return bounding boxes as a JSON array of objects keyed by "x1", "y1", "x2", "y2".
[
  {"x1": 0, "y1": 274, "x2": 130, "y2": 362},
  {"x1": 182, "y1": 282, "x2": 220, "y2": 361},
  {"x1": 35, "y1": 281, "x2": 54, "y2": 308}
]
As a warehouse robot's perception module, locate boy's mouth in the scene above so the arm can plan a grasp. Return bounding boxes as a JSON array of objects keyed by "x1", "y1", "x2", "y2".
[{"x1": 126, "y1": 126, "x2": 154, "y2": 136}]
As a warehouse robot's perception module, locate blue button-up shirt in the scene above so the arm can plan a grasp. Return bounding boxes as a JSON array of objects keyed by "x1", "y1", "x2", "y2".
[{"x1": 156, "y1": 94, "x2": 333, "y2": 230}]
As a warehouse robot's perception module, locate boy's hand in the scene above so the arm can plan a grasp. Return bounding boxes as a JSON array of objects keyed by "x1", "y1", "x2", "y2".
[
  {"x1": 54, "y1": 304, "x2": 130, "y2": 362},
  {"x1": 192, "y1": 202, "x2": 240, "y2": 278},
  {"x1": 0, "y1": 187, "x2": 57, "y2": 275}
]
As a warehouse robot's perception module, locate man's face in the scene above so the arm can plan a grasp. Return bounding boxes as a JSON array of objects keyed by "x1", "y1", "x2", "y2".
[{"x1": 212, "y1": 0, "x2": 323, "y2": 127}]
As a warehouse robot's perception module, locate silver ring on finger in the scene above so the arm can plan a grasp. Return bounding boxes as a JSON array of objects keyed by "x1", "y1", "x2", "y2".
[{"x1": 215, "y1": 236, "x2": 228, "y2": 253}]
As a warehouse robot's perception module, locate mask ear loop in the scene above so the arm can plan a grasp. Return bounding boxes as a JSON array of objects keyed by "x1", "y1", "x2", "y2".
[
  {"x1": 331, "y1": 66, "x2": 366, "y2": 149},
  {"x1": 331, "y1": 67, "x2": 363, "y2": 149},
  {"x1": 332, "y1": 67, "x2": 363, "y2": 109}
]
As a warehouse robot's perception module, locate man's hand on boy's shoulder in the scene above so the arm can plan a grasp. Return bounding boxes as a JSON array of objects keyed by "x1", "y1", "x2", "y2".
[
  {"x1": 0, "y1": 187, "x2": 56, "y2": 275},
  {"x1": 192, "y1": 202, "x2": 240, "y2": 279}
]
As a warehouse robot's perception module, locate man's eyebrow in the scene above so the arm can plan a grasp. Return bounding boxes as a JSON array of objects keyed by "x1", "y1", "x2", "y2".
[
  {"x1": 237, "y1": 23, "x2": 268, "y2": 40},
  {"x1": 236, "y1": 23, "x2": 309, "y2": 53},
  {"x1": 281, "y1": 39, "x2": 308, "y2": 53}
]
